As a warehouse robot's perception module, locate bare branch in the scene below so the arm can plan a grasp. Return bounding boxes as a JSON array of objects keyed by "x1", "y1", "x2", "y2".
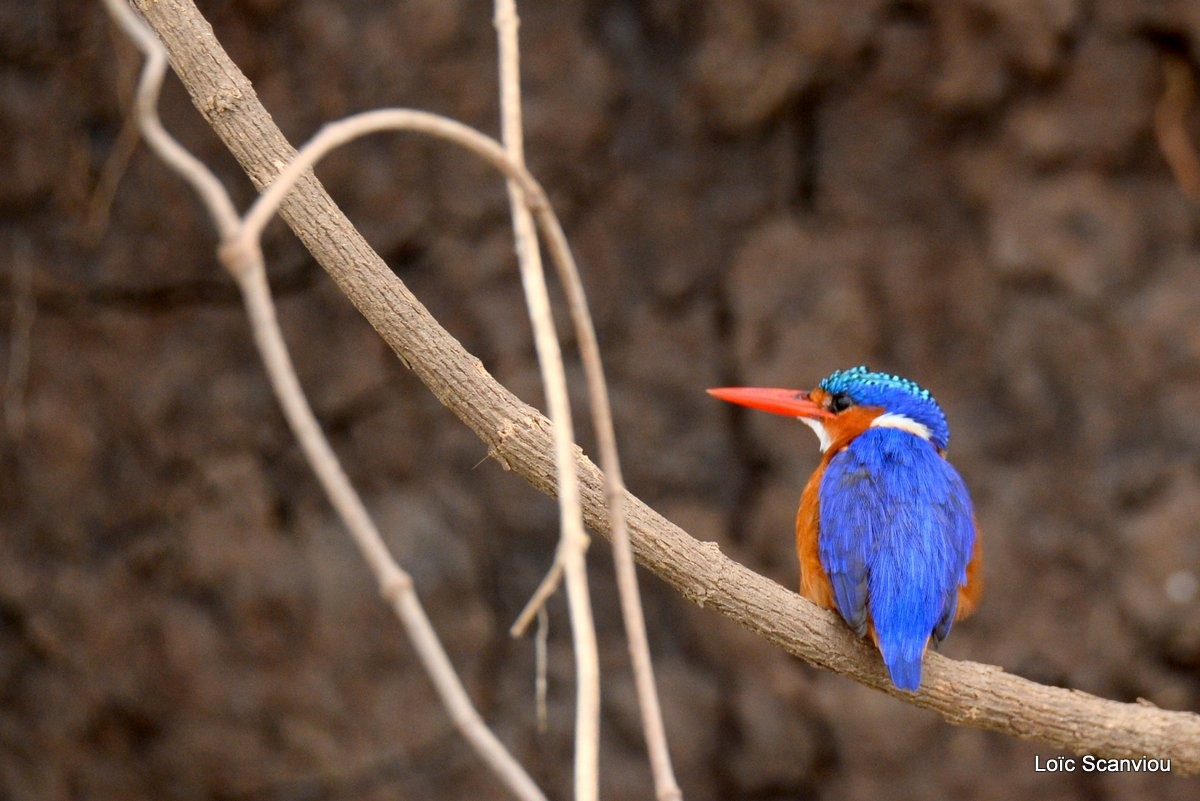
[
  {"x1": 126, "y1": 0, "x2": 1200, "y2": 775},
  {"x1": 234, "y1": 264, "x2": 548, "y2": 801},
  {"x1": 492, "y1": 4, "x2": 600, "y2": 799},
  {"x1": 102, "y1": 3, "x2": 549, "y2": 799},
  {"x1": 494, "y1": 2, "x2": 681, "y2": 798}
]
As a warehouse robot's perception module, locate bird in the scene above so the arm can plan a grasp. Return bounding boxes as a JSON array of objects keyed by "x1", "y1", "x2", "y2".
[{"x1": 708, "y1": 365, "x2": 981, "y2": 691}]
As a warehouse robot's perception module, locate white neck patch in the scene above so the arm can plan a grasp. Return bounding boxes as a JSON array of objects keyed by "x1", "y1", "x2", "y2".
[
  {"x1": 869, "y1": 412, "x2": 932, "y2": 441},
  {"x1": 798, "y1": 417, "x2": 834, "y2": 453}
]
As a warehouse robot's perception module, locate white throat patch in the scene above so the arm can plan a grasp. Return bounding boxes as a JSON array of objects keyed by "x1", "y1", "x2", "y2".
[
  {"x1": 798, "y1": 416, "x2": 833, "y2": 453},
  {"x1": 869, "y1": 412, "x2": 932, "y2": 441}
]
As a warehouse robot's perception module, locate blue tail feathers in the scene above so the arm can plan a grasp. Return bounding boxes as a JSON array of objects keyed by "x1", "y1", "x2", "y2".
[
  {"x1": 877, "y1": 632, "x2": 926, "y2": 692},
  {"x1": 869, "y1": 532, "x2": 956, "y2": 691}
]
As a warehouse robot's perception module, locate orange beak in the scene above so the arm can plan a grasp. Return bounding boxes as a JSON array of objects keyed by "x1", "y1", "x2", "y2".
[{"x1": 707, "y1": 387, "x2": 834, "y2": 420}]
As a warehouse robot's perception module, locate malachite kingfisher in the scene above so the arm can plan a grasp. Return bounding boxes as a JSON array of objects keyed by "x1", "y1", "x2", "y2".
[{"x1": 709, "y1": 366, "x2": 982, "y2": 691}]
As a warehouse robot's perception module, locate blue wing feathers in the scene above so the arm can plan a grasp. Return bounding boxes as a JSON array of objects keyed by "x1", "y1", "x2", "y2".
[{"x1": 818, "y1": 428, "x2": 975, "y2": 690}]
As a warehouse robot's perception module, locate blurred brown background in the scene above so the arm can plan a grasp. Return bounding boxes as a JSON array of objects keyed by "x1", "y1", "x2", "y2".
[{"x1": 3, "y1": 0, "x2": 1200, "y2": 798}]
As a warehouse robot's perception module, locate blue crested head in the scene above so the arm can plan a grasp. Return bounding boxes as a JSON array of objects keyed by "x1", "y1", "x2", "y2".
[{"x1": 818, "y1": 365, "x2": 951, "y2": 450}]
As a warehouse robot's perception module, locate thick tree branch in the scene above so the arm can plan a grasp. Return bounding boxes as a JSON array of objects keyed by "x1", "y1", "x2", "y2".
[{"x1": 131, "y1": 0, "x2": 1200, "y2": 774}]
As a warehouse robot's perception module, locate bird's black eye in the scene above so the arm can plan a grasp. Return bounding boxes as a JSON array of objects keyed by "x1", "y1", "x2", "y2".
[{"x1": 829, "y1": 392, "x2": 853, "y2": 413}]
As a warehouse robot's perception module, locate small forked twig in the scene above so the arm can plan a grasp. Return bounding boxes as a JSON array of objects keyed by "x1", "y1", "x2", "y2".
[{"x1": 510, "y1": 550, "x2": 565, "y2": 637}]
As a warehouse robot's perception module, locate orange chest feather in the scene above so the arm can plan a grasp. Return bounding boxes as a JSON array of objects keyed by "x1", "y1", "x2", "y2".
[{"x1": 795, "y1": 460, "x2": 835, "y2": 610}]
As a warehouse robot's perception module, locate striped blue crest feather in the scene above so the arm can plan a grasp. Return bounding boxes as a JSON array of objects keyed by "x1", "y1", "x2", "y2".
[{"x1": 819, "y1": 365, "x2": 951, "y2": 450}]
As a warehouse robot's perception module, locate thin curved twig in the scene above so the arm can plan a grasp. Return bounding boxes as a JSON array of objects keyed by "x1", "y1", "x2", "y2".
[
  {"x1": 492, "y1": 4, "x2": 600, "y2": 799},
  {"x1": 493, "y1": 2, "x2": 681, "y2": 799},
  {"x1": 101, "y1": 0, "x2": 239, "y2": 237},
  {"x1": 126, "y1": 0, "x2": 1200, "y2": 776},
  {"x1": 101, "y1": 3, "x2": 548, "y2": 800},
  {"x1": 234, "y1": 264, "x2": 547, "y2": 801},
  {"x1": 243, "y1": 110, "x2": 541, "y2": 243}
]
